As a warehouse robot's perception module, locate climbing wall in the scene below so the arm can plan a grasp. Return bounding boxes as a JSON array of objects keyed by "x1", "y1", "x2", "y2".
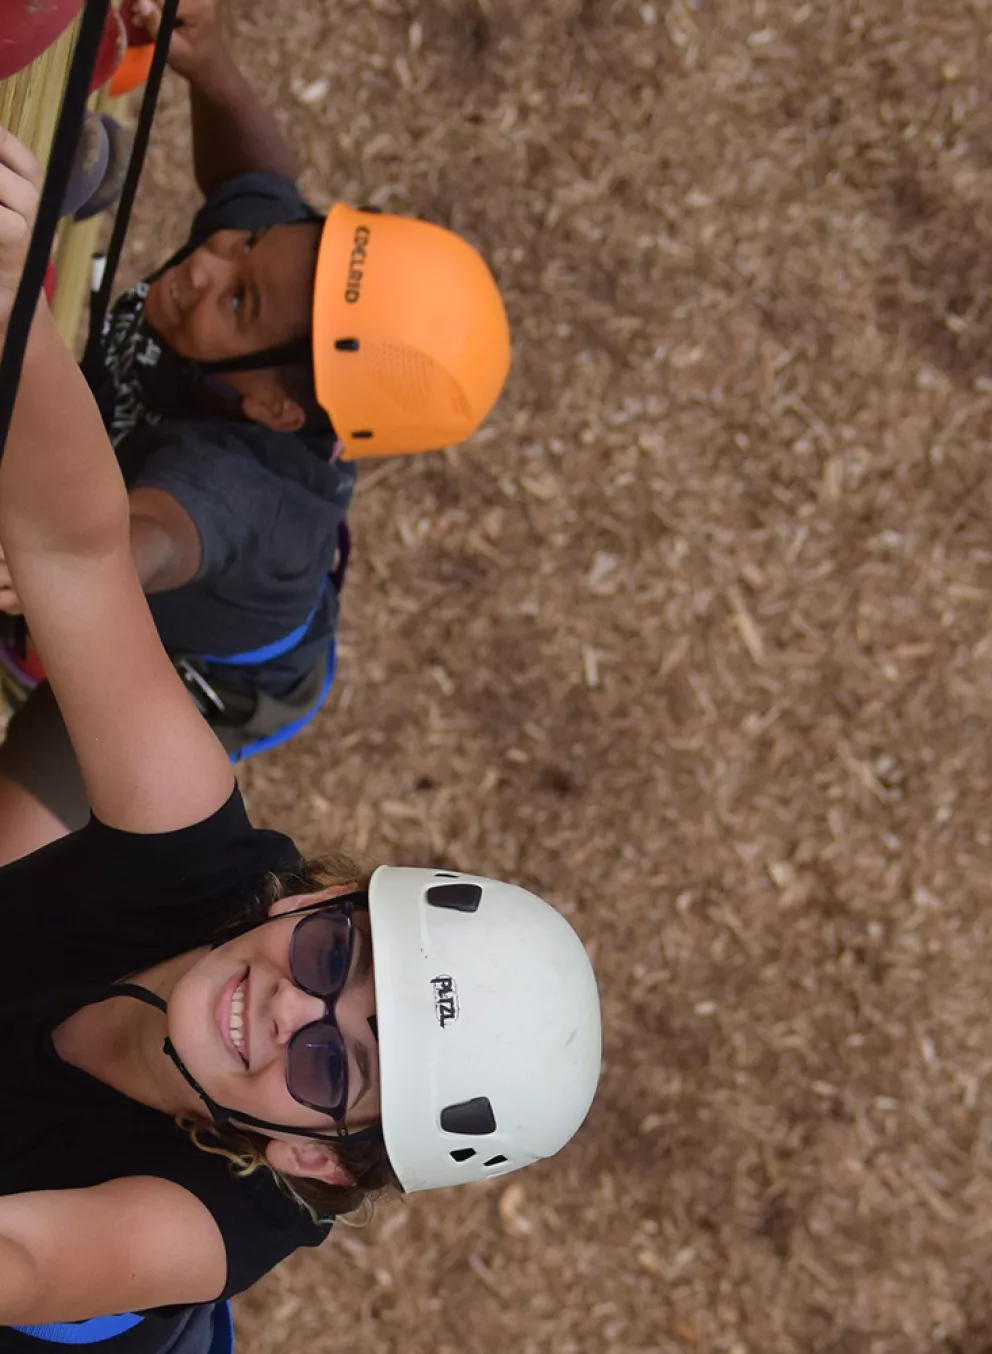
[{"x1": 0, "y1": 9, "x2": 119, "y2": 351}]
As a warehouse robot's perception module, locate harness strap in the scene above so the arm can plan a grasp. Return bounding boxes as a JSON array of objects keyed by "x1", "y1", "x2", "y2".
[
  {"x1": 13, "y1": 1315, "x2": 144, "y2": 1344},
  {"x1": 198, "y1": 586, "x2": 325, "y2": 667},
  {"x1": 229, "y1": 636, "x2": 337, "y2": 764},
  {"x1": 194, "y1": 522, "x2": 350, "y2": 670},
  {"x1": 185, "y1": 335, "x2": 314, "y2": 378}
]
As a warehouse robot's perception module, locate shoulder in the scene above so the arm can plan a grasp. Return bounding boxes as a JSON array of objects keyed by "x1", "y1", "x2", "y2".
[
  {"x1": 86, "y1": 784, "x2": 300, "y2": 888},
  {"x1": 128, "y1": 426, "x2": 284, "y2": 567},
  {"x1": 35, "y1": 786, "x2": 301, "y2": 938},
  {"x1": 129, "y1": 422, "x2": 271, "y2": 499},
  {"x1": 190, "y1": 172, "x2": 319, "y2": 244},
  {"x1": 136, "y1": 421, "x2": 355, "y2": 515},
  {"x1": 141, "y1": 1133, "x2": 329, "y2": 1299},
  {"x1": 0, "y1": 791, "x2": 301, "y2": 1010}
]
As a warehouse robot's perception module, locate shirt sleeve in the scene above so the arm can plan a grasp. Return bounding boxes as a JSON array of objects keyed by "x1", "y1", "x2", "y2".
[
  {"x1": 134, "y1": 1129, "x2": 330, "y2": 1308},
  {"x1": 131, "y1": 428, "x2": 286, "y2": 582},
  {"x1": 80, "y1": 785, "x2": 301, "y2": 907},
  {"x1": 188, "y1": 172, "x2": 320, "y2": 246},
  {"x1": 97, "y1": 1123, "x2": 329, "y2": 1314},
  {"x1": 0, "y1": 786, "x2": 302, "y2": 1002}
]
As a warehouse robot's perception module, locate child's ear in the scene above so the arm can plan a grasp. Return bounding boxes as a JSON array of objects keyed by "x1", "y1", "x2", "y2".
[
  {"x1": 264, "y1": 1137, "x2": 355, "y2": 1186},
  {"x1": 240, "y1": 384, "x2": 306, "y2": 434}
]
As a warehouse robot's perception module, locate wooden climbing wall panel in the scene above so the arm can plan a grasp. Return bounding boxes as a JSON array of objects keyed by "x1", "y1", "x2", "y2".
[{"x1": 0, "y1": 12, "x2": 115, "y2": 352}]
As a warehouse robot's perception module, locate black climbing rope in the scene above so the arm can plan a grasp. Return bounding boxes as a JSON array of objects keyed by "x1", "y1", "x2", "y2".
[
  {"x1": 0, "y1": 0, "x2": 180, "y2": 458},
  {"x1": 83, "y1": 0, "x2": 179, "y2": 364},
  {"x1": 0, "y1": 0, "x2": 111, "y2": 457}
]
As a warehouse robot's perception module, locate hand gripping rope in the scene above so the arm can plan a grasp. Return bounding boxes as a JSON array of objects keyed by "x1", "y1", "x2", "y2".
[{"x1": 0, "y1": 0, "x2": 180, "y2": 459}]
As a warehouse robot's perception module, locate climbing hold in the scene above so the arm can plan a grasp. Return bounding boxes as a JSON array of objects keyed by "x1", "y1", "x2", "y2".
[
  {"x1": 108, "y1": 0, "x2": 154, "y2": 95},
  {"x1": 0, "y1": 0, "x2": 84, "y2": 80},
  {"x1": 42, "y1": 260, "x2": 57, "y2": 306},
  {"x1": 0, "y1": 634, "x2": 46, "y2": 710},
  {"x1": 88, "y1": 6, "x2": 128, "y2": 93},
  {"x1": 60, "y1": 110, "x2": 110, "y2": 220},
  {"x1": 75, "y1": 115, "x2": 133, "y2": 222},
  {"x1": 108, "y1": 43, "x2": 154, "y2": 96}
]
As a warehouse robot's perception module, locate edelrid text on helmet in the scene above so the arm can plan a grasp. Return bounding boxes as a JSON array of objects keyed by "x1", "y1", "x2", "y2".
[
  {"x1": 312, "y1": 205, "x2": 511, "y2": 460},
  {"x1": 344, "y1": 224, "x2": 370, "y2": 304}
]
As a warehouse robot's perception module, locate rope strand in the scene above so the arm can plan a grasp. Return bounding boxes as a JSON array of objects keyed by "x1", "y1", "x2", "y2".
[{"x1": 0, "y1": 0, "x2": 112, "y2": 458}]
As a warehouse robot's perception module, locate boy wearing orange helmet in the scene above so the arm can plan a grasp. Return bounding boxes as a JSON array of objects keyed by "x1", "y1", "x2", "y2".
[{"x1": 0, "y1": 0, "x2": 511, "y2": 859}]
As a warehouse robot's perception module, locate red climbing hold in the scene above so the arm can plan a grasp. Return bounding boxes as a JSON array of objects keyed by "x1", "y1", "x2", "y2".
[
  {"x1": 108, "y1": 43, "x2": 153, "y2": 96},
  {"x1": 0, "y1": 0, "x2": 85, "y2": 81},
  {"x1": 109, "y1": 0, "x2": 154, "y2": 95},
  {"x1": 88, "y1": 6, "x2": 128, "y2": 94}
]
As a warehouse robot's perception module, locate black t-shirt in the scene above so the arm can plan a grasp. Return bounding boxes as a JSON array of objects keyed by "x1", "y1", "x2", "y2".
[
  {"x1": 0, "y1": 789, "x2": 328, "y2": 1310},
  {"x1": 88, "y1": 173, "x2": 357, "y2": 696}
]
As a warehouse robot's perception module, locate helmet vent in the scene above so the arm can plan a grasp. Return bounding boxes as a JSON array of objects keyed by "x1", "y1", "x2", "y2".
[
  {"x1": 450, "y1": 1148, "x2": 477, "y2": 1163},
  {"x1": 440, "y1": 1096, "x2": 497, "y2": 1136},
  {"x1": 367, "y1": 340, "x2": 473, "y2": 423},
  {"x1": 367, "y1": 340, "x2": 436, "y2": 413},
  {"x1": 335, "y1": 338, "x2": 359, "y2": 352},
  {"x1": 484, "y1": 1155, "x2": 507, "y2": 1168},
  {"x1": 427, "y1": 882, "x2": 482, "y2": 913}
]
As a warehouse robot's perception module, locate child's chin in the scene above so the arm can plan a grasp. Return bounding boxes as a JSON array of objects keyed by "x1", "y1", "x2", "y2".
[{"x1": 143, "y1": 282, "x2": 172, "y2": 338}]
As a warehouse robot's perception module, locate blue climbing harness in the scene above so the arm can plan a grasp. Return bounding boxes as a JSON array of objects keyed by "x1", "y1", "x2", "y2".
[
  {"x1": 13, "y1": 1317, "x2": 144, "y2": 1346},
  {"x1": 184, "y1": 521, "x2": 350, "y2": 764},
  {"x1": 14, "y1": 1302, "x2": 233, "y2": 1354}
]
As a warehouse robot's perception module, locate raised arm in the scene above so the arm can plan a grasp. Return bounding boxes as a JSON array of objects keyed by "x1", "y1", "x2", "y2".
[
  {"x1": 0, "y1": 127, "x2": 234, "y2": 832},
  {"x1": 133, "y1": 0, "x2": 299, "y2": 195}
]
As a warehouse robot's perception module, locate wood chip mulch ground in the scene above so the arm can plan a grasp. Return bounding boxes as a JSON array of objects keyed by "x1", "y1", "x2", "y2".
[{"x1": 115, "y1": 0, "x2": 992, "y2": 1350}]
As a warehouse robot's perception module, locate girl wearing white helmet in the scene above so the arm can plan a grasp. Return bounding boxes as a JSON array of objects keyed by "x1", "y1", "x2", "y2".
[{"x1": 0, "y1": 127, "x2": 600, "y2": 1328}]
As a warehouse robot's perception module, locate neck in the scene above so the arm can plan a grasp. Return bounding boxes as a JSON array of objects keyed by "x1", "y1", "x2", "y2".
[{"x1": 52, "y1": 950, "x2": 208, "y2": 1119}]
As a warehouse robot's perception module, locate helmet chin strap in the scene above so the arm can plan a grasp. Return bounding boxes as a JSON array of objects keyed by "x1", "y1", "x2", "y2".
[
  {"x1": 187, "y1": 336, "x2": 314, "y2": 377},
  {"x1": 175, "y1": 337, "x2": 335, "y2": 439},
  {"x1": 102, "y1": 982, "x2": 382, "y2": 1147}
]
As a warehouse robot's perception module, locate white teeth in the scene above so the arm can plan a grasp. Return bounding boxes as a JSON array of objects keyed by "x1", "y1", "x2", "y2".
[{"x1": 229, "y1": 979, "x2": 247, "y2": 1059}]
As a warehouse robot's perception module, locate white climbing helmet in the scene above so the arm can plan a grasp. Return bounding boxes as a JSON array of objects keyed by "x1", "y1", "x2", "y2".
[{"x1": 368, "y1": 866, "x2": 602, "y2": 1195}]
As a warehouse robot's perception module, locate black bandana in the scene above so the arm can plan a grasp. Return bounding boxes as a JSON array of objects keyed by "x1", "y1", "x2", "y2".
[{"x1": 87, "y1": 274, "x2": 245, "y2": 450}]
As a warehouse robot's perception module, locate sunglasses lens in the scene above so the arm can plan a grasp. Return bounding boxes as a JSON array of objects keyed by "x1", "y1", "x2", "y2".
[
  {"x1": 291, "y1": 910, "x2": 353, "y2": 997},
  {"x1": 287, "y1": 1020, "x2": 348, "y2": 1118}
]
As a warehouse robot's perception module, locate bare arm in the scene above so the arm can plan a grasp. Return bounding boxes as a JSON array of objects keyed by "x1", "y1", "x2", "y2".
[
  {"x1": 0, "y1": 1178, "x2": 226, "y2": 1322},
  {"x1": 133, "y1": 0, "x2": 298, "y2": 195},
  {"x1": 129, "y1": 486, "x2": 202, "y2": 592},
  {"x1": 0, "y1": 128, "x2": 234, "y2": 833},
  {"x1": 0, "y1": 488, "x2": 201, "y2": 611}
]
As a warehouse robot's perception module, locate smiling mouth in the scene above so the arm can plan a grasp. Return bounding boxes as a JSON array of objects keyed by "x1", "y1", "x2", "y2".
[{"x1": 228, "y1": 974, "x2": 249, "y2": 1067}]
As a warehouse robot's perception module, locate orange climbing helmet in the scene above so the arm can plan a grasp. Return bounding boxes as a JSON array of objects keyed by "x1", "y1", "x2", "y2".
[{"x1": 311, "y1": 205, "x2": 511, "y2": 460}]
